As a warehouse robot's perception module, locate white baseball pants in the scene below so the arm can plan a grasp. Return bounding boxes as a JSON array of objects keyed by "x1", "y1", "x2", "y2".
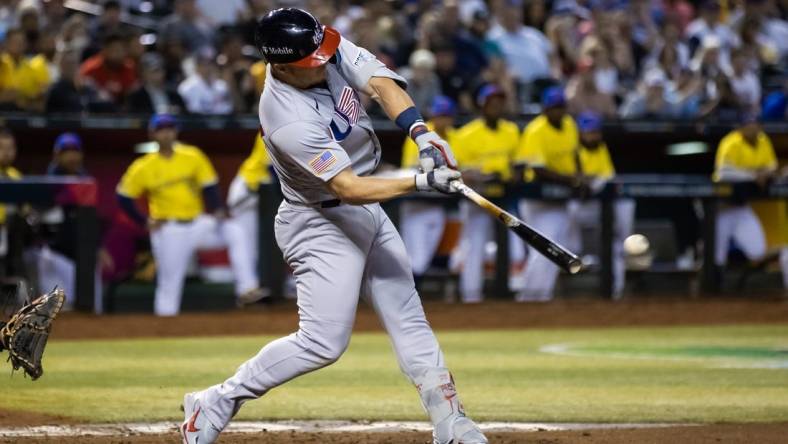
[
  {"x1": 456, "y1": 201, "x2": 525, "y2": 303},
  {"x1": 566, "y1": 199, "x2": 635, "y2": 296},
  {"x1": 150, "y1": 214, "x2": 258, "y2": 316},
  {"x1": 31, "y1": 245, "x2": 103, "y2": 312},
  {"x1": 516, "y1": 200, "x2": 571, "y2": 301},
  {"x1": 715, "y1": 205, "x2": 767, "y2": 265},
  {"x1": 223, "y1": 175, "x2": 261, "y2": 296},
  {"x1": 399, "y1": 201, "x2": 446, "y2": 276},
  {"x1": 198, "y1": 202, "x2": 449, "y2": 430}
]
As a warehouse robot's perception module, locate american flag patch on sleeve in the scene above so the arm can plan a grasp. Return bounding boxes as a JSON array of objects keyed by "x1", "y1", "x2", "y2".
[{"x1": 309, "y1": 150, "x2": 337, "y2": 175}]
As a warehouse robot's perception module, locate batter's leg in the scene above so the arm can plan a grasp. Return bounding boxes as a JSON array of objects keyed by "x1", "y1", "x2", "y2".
[
  {"x1": 150, "y1": 222, "x2": 197, "y2": 316},
  {"x1": 195, "y1": 204, "x2": 376, "y2": 434},
  {"x1": 362, "y1": 206, "x2": 486, "y2": 444}
]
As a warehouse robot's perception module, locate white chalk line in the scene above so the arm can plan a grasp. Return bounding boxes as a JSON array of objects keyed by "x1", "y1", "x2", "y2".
[{"x1": 0, "y1": 421, "x2": 692, "y2": 437}]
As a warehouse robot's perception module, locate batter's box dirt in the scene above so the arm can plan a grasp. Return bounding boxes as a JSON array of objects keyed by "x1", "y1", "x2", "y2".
[
  {"x1": 0, "y1": 426, "x2": 784, "y2": 443},
  {"x1": 1, "y1": 423, "x2": 787, "y2": 443}
]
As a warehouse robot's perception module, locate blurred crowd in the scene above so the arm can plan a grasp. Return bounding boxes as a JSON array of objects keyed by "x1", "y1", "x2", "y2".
[{"x1": 0, "y1": 0, "x2": 784, "y2": 119}]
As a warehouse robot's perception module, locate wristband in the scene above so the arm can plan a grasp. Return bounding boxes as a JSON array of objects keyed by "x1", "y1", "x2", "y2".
[
  {"x1": 394, "y1": 106, "x2": 424, "y2": 135},
  {"x1": 415, "y1": 172, "x2": 431, "y2": 191}
]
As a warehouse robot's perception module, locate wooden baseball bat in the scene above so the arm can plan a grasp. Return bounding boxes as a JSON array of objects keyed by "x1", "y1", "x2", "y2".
[{"x1": 450, "y1": 181, "x2": 583, "y2": 274}]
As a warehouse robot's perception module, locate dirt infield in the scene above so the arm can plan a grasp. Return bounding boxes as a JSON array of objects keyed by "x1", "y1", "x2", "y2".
[
  {"x1": 4, "y1": 298, "x2": 788, "y2": 443},
  {"x1": 50, "y1": 297, "x2": 788, "y2": 340},
  {"x1": 1, "y1": 423, "x2": 788, "y2": 443}
]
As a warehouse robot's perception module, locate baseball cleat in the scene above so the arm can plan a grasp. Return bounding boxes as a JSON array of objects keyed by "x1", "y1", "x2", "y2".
[
  {"x1": 434, "y1": 416, "x2": 488, "y2": 444},
  {"x1": 180, "y1": 392, "x2": 220, "y2": 444}
]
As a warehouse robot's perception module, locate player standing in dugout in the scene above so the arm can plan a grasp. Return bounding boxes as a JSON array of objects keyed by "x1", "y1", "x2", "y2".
[{"x1": 180, "y1": 8, "x2": 488, "y2": 444}]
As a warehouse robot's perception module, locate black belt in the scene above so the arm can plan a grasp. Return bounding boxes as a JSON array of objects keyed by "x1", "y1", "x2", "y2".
[
  {"x1": 284, "y1": 197, "x2": 342, "y2": 208},
  {"x1": 167, "y1": 218, "x2": 195, "y2": 224}
]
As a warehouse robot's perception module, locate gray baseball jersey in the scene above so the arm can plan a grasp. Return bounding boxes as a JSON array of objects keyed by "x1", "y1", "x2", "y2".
[{"x1": 259, "y1": 37, "x2": 405, "y2": 204}]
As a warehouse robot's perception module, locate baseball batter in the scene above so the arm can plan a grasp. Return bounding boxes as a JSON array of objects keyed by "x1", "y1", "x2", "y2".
[{"x1": 180, "y1": 8, "x2": 487, "y2": 444}]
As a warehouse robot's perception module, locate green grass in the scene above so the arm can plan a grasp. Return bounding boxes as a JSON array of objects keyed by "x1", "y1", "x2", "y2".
[{"x1": 1, "y1": 325, "x2": 787, "y2": 423}]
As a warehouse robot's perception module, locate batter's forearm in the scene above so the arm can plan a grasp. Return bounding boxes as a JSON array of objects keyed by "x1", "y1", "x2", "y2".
[
  {"x1": 328, "y1": 170, "x2": 415, "y2": 205},
  {"x1": 366, "y1": 77, "x2": 415, "y2": 121}
]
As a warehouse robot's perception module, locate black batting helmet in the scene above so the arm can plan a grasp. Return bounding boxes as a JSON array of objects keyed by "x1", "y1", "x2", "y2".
[{"x1": 254, "y1": 8, "x2": 341, "y2": 68}]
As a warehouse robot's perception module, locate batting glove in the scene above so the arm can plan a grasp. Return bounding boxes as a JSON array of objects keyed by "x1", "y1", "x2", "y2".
[
  {"x1": 415, "y1": 131, "x2": 458, "y2": 172},
  {"x1": 416, "y1": 166, "x2": 462, "y2": 194}
]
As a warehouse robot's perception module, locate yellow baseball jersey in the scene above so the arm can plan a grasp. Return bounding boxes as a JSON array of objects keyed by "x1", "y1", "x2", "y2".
[
  {"x1": 516, "y1": 115, "x2": 579, "y2": 177},
  {"x1": 0, "y1": 166, "x2": 21, "y2": 224},
  {"x1": 238, "y1": 133, "x2": 272, "y2": 191},
  {"x1": 0, "y1": 54, "x2": 50, "y2": 102},
  {"x1": 578, "y1": 143, "x2": 615, "y2": 179},
  {"x1": 400, "y1": 121, "x2": 458, "y2": 169},
  {"x1": 452, "y1": 118, "x2": 520, "y2": 181},
  {"x1": 714, "y1": 130, "x2": 777, "y2": 180},
  {"x1": 117, "y1": 143, "x2": 218, "y2": 220}
]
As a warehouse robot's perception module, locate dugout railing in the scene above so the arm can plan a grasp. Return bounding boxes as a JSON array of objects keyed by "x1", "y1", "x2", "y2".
[
  {"x1": 0, "y1": 177, "x2": 99, "y2": 310},
  {"x1": 259, "y1": 178, "x2": 788, "y2": 301}
]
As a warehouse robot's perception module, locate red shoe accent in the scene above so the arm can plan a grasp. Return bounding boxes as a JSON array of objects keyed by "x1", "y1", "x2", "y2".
[{"x1": 186, "y1": 408, "x2": 201, "y2": 433}]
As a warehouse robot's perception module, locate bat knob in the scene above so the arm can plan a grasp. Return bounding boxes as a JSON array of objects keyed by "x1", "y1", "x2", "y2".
[{"x1": 448, "y1": 180, "x2": 463, "y2": 193}]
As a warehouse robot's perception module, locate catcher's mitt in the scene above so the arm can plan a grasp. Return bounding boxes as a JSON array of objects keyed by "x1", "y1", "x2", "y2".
[{"x1": 0, "y1": 288, "x2": 65, "y2": 380}]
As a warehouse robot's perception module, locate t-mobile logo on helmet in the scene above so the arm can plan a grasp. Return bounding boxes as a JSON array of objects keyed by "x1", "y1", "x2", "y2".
[
  {"x1": 263, "y1": 46, "x2": 294, "y2": 55},
  {"x1": 313, "y1": 28, "x2": 324, "y2": 46}
]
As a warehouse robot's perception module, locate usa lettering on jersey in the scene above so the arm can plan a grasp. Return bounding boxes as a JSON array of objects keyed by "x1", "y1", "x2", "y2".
[
  {"x1": 337, "y1": 86, "x2": 360, "y2": 124},
  {"x1": 309, "y1": 150, "x2": 337, "y2": 175},
  {"x1": 329, "y1": 86, "x2": 361, "y2": 141}
]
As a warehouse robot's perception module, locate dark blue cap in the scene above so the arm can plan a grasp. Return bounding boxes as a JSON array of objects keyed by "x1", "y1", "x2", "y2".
[
  {"x1": 476, "y1": 83, "x2": 505, "y2": 107},
  {"x1": 577, "y1": 111, "x2": 603, "y2": 132},
  {"x1": 149, "y1": 114, "x2": 178, "y2": 131},
  {"x1": 430, "y1": 95, "x2": 457, "y2": 117},
  {"x1": 541, "y1": 86, "x2": 566, "y2": 108},
  {"x1": 53, "y1": 132, "x2": 82, "y2": 152}
]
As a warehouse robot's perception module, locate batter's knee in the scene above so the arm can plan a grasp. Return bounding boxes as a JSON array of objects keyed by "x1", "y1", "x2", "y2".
[{"x1": 296, "y1": 321, "x2": 353, "y2": 366}]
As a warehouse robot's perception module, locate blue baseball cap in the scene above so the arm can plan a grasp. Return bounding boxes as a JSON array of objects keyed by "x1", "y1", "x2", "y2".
[
  {"x1": 149, "y1": 113, "x2": 179, "y2": 131},
  {"x1": 53, "y1": 132, "x2": 82, "y2": 153},
  {"x1": 476, "y1": 84, "x2": 505, "y2": 107},
  {"x1": 430, "y1": 95, "x2": 457, "y2": 117},
  {"x1": 541, "y1": 86, "x2": 566, "y2": 109},
  {"x1": 577, "y1": 111, "x2": 603, "y2": 132}
]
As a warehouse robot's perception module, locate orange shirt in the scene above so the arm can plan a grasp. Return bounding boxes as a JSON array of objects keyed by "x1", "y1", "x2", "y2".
[{"x1": 79, "y1": 55, "x2": 138, "y2": 102}]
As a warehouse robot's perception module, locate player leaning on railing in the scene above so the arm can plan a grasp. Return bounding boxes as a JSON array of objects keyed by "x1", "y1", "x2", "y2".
[
  {"x1": 179, "y1": 7, "x2": 487, "y2": 444},
  {"x1": 713, "y1": 112, "x2": 788, "y2": 288}
]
